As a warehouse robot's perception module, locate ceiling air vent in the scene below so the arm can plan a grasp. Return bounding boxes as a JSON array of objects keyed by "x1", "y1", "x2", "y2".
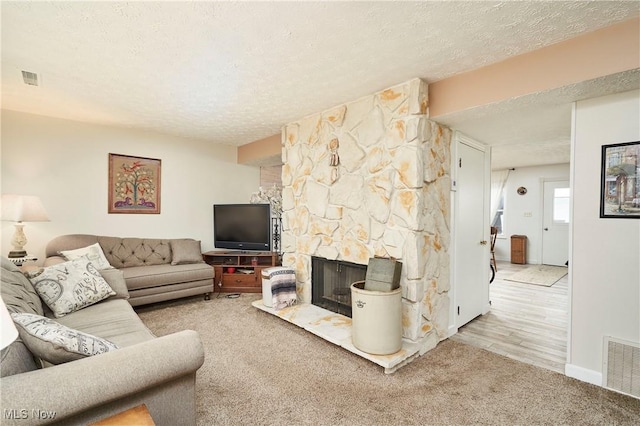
[{"x1": 21, "y1": 71, "x2": 39, "y2": 86}]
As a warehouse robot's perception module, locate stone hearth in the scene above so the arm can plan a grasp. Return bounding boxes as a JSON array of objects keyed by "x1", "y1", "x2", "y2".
[
  {"x1": 280, "y1": 78, "x2": 452, "y2": 357},
  {"x1": 252, "y1": 299, "x2": 422, "y2": 374}
]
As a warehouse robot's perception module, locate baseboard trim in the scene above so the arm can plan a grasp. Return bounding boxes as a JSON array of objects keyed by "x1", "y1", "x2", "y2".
[
  {"x1": 447, "y1": 325, "x2": 458, "y2": 338},
  {"x1": 482, "y1": 302, "x2": 491, "y2": 315},
  {"x1": 565, "y1": 363, "x2": 602, "y2": 387},
  {"x1": 495, "y1": 258, "x2": 542, "y2": 264}
]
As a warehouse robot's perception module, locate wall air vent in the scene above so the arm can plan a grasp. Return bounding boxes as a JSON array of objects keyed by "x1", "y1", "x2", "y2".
[
  {"x1": 21, "y1": 71, "x2": 39, "y2": 86},
  {"x1": 603, "y1": 336, "x2": 640, "y2": 398}
]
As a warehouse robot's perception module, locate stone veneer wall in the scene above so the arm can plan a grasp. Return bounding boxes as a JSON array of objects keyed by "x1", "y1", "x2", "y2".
[{"x1": 281, "y1": 78, "x2": 452, "y2": 352}]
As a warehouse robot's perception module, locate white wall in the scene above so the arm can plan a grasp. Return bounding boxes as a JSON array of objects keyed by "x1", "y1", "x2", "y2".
[
  {"x1": 493, "y1": 163, "x2": 570, "y2": 264},
  {"x1": 568, "y1": 89, "x2": 640, "y2": 384},
  {"x1": 1, "y1": 110, "x2": 261, "y2": 263}
]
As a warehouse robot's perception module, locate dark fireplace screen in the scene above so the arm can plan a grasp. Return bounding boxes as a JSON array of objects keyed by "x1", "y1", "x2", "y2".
[{"x1": 311, "y1": 257, "x2": 367, "y2": 317}]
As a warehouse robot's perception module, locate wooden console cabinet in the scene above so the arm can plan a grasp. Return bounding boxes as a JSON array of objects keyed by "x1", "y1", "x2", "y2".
[
  {"x1": 202, "y1": 251, "x2": 279, "y2": 293},
  {"x1": 510, "y1": 235, "x2": 527, "y2": 264}
]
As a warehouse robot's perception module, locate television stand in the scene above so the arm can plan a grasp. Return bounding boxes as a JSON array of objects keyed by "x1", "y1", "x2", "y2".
[{"x1": 202, "y1": 251, "x2": 280, "y2": 293}]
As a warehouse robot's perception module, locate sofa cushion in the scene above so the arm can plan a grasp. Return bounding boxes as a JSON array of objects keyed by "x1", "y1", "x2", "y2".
[
  {"x1": 0, "y1": 339, "x2": 40, "y2": 377},
  {"x1": 170, "y1": 239, "x2": 204, "y2": 265},
  {"x1": 55, "y1": 299, "x2": 156, "y2": 347},
  {"x1": 11, "y1": 312, "x2": 119, "y2": 365},
  {"x1": 123, "y1": 263, "x2": 214, "y2": 291},
  {"x1": 98, "y1": 237, "x2": 172, "y2": 268},
  {"x1": 1, "y1": 258, "x2": 46, "y2": 377},
  {"x1": 99, "y1": 268, "x2": 130, "y2": 300},
  {"x1": 29, "y1": 258, "x2": 115, "y2": 317},
  {"x1": 59, "y1": 242, "x2": 114, "y2": 270},
  {"x1": 1, "y1": 257, "x2": 44, "y2": 316}
]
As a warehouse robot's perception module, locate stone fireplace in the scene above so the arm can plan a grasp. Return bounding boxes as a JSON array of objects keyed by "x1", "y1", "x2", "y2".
[{"x1": 281, "y1": 78, "x2": 451, "y2": 355}]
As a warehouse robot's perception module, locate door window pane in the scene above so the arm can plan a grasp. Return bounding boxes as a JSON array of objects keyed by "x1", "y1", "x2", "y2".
[
  {"x1": 491, "y1": 194, "x2": 505, "y2": 234},
  {"x1": 553, "y1": 188, "x2": 570, "y2": 223}
]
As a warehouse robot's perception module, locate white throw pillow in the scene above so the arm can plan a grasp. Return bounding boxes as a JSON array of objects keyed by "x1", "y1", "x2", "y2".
[
  {"x1": 60, "y1": 242, "x2": 113, "y2": 270},
  {"x1": 29, "y1": 257, "x2": 116, "y2": 317},
  {"x1": 11, "y1": 312, "x2": 119, "y2": 364}
]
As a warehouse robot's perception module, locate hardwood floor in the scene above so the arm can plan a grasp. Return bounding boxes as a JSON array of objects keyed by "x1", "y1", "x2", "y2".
[{"x1": 451, "y1": 261, "x2": 568, "y2": 373}]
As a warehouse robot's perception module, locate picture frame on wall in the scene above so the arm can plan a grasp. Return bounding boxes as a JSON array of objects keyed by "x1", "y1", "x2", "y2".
[
  {"x1": 108, "y1": 153, "x2": 161, "y2": 214},
  {"x1": 600, "y1": 141, "x2": 640, "y2": 219}
]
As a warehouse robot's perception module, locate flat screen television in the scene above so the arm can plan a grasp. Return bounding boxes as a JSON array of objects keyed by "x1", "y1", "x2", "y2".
[{"x1": 213, "y1": 203, "x2": 271, "y2": 251}]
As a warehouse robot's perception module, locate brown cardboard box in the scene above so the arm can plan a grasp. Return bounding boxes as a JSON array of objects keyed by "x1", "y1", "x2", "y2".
[{"x1": 364, "y1": 257, "x2": 402, "y2": 291}]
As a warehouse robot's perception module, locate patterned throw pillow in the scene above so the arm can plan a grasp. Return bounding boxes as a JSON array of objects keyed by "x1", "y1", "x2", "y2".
[
  {"x1": 11, "y1": 312, "x2": 119, "y2": 365},
  {"x1": 59, "y1": 242, "x2": 113, "y2": 270},
  {"x1": 29, "y1": 257, "x2": 116, "y2": 317}
]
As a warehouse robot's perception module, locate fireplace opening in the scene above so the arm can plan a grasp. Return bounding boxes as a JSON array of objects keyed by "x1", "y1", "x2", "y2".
[{"x1": 311, "y1": 257, "x2": 367, "y2": 317}]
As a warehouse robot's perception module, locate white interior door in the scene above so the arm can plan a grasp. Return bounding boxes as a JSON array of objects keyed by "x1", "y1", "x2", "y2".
[
  {"x1": 455, "y1": 141, "x2": 488, "y2": 328},
  {"x1": 542, "y1": 180, "x2": 570, "y2": 266}
]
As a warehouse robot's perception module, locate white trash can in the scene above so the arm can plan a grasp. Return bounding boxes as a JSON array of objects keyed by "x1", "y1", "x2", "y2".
[{"x1": 351, "y1": 281, "x2": 402, "y2": 355}]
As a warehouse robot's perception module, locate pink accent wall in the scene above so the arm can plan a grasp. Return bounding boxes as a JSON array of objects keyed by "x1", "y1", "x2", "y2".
[
  {"x1": 429, "y1": 18, "x2": 640, "y2": 117},
  {"x1": 237, "y1": 133, "x2": 281, "y2": 165}
]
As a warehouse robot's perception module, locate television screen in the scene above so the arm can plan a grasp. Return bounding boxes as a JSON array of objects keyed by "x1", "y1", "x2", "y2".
[{"x1": 214, "y1": 204, "x2": 271, "y2": 251}]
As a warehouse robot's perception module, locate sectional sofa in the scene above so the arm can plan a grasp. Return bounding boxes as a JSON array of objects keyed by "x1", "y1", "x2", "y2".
[
  {"x1": 0, "y1": 256, "x2": 205, "y2": 425},
  {"x1": 44, "y1": 234, "x2": 214, "y2": 306}
]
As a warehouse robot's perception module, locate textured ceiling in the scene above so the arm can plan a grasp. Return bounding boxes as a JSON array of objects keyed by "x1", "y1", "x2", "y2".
[{"x1": 1, "y1": 1, "x2": 639, "y2": 169}]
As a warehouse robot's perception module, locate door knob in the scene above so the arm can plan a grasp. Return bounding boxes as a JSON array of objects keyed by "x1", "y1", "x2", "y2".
[
  {"x1": 480, "y1": 240, "x2": 487, "y2": 245},
  {"x1": 544, "y1": 227, "x2": 549, "y2": 231}
]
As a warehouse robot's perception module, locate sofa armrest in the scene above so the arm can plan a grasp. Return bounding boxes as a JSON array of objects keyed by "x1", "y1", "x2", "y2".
[{"x1": 0, "y1": 330, "x2": 204, "y2": 425}]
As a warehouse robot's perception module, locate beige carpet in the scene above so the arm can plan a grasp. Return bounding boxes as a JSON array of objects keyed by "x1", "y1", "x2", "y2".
[
  {"x1": 505, "y1": 264, "x2": 568, "y2": 286},
  {"x1": 136, "y1": 294, "x2": 639, "y2": 425}
]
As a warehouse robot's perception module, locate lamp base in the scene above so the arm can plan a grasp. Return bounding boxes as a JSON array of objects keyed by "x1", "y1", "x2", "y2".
[{"x1": 8, "y1": 250, "x2": 27, "y2": 258}]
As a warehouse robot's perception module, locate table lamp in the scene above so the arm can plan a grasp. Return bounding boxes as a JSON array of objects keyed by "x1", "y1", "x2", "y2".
[
  {"x1": 1, "y1": 194, "x2": 50, "y2": 258},
  {"x1": 0, "y1": 297, "x2": 18, "y2": 350}
]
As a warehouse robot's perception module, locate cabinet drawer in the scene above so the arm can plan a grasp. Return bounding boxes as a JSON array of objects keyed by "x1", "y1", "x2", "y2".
[{"x1": 222, "y1": 273, "x2": 258, "y2": 287}]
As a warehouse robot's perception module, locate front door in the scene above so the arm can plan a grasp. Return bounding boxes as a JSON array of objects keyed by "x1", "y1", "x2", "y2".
[
  {"x1": 455, "y1": 140, "x2": 488, "y2": 328},
  {"x1": 542, "y1": 180, "x2": 570, "y2": 266}
]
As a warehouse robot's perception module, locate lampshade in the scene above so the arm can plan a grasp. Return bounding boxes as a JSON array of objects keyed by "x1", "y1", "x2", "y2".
[
  {"x1": 1, "y1": 194, "x2": 50, "y2": 222},
  {"x1": 1, "y1": 194, "x2": 50, "y2": 258},
  {"x1": 0, "y1": 297, "x2": 18, "y2": 350}
]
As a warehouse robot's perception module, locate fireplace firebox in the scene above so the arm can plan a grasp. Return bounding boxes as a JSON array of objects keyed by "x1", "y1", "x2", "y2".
[{"x1": 311, "y1": 257, "x2": 367, "y2": 317}]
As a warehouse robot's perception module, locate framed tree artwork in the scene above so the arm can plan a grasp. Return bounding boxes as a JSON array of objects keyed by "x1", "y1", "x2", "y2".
[
  {"x1": 108, "y1": 153, "x2": 161, "y2": 214},
  {"x1": 600, "y1": 141, "x2": 640, "y2": 218}
]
